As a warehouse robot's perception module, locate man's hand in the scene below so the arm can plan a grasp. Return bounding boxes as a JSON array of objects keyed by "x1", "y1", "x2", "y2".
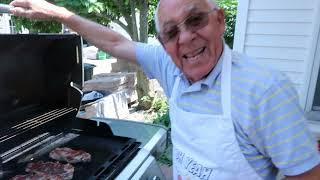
[{"x1": 10, "y1": 0, "x2": 71, "y2": 20}]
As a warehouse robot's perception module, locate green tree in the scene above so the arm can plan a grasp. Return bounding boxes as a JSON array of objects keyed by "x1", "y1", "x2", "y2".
[{"x1": 2, "y1": 0, "x2": 62, "y2": 33}]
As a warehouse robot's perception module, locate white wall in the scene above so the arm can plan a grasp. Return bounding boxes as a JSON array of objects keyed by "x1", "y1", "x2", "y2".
[
  {"x1": 0, "y1": 14, "x2": 11, "y2": 34},
  {"x1": 234, "y1": 0, "x2": 320, "y2": 109}
]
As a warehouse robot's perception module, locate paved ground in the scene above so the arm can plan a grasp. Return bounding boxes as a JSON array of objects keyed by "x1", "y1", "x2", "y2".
[{"x1": 123, "y1": 109, "x2": 146, "y2": 122}]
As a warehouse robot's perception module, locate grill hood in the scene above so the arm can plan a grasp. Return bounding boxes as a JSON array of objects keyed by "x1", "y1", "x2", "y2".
[
  {"x1": 0, "y1": 34, "x2": 84, "y2": 153},
  {"x1": 0, "y1": 34, "x2": 83, "y2": 121}
]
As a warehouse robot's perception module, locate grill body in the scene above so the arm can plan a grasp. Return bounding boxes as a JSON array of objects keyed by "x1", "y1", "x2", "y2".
[{"x1": 0, "y1": 34, "x2": 140, "y2": 180}]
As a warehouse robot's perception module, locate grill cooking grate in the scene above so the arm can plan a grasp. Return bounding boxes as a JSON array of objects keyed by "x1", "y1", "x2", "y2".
[
  {"x1": 1, "y1": 132, "x2": 140, "y2": 180},
  {"x1": 0, "y1": 108, "x2": 76, "y2": 144}
]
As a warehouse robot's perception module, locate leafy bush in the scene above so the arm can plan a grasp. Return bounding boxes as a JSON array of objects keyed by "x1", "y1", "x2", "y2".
[
  {"x1": 157, "y1": 143, "x2": 172, "y2": 166},
  {"x1": 139, "y1": 95, "x2": 154, "y2": 110},
  {"x1": 217, "y1": 0, "x2": 238, "y2": 48},
  {"x1": 152, "y1": 108, "x2": 171, "y2": 167},
  {"x1": 152, "y1": 96, "x2": 168, "y2": 113},
  {"x1": 148, "y1": 97, "x2": 172, "y2": 165},
  {"x1": 147, "y1": 96, "x2": 170, "y2": 127},
  {"x1": 153, "y1": 109, "x2": 170, "y2": 128}
]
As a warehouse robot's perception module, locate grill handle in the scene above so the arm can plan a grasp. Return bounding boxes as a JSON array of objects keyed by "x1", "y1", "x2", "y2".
[
  {"x1": 0, "y1": 4, "x2": 12, "y2": 14},
  {"x1": 70, "y1": 82, "x2": 82, "y2": 95},
  {"x1": 70, "y1": 81, "x2": 83, "y2": 110}
]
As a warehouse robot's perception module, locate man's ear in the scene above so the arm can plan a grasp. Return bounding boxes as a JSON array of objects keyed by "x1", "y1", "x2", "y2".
[
  {"x1": 158, "y1": 37, "x2": 168, "y2": 50},
  {"x1": 216, "y1": 9, "x2": 226, "y2": 35},
  {"x1": 216, "y1": 9, "x2": 225, "y2": 24}
]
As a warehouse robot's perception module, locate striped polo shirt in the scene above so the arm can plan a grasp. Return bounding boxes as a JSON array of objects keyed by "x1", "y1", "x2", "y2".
[{"x1": 135, "y1": 42, "x2": 320, "y2": 179}]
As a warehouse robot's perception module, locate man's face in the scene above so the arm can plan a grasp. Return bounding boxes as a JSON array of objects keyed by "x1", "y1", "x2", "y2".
[{"x1": 158, "y1": 0, "x2": 225, "y2": 83}]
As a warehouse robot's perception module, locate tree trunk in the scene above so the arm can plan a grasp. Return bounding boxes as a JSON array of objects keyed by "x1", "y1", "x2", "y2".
[
  {"x1": 113, "y1": 0, "x2": 153, "y2": 108},
  {"x1": 135, "y1": 0, "x2": 153, "y2": 105},
  {"x1": 129, "y1": 1, "x2": 139, "y2": 41},
  {"x1": 139, "y1": 1, "x2": 149, "y2": 43},
  {"x1": 127, "y1": 0, "x2": 152, "y2": 106}
]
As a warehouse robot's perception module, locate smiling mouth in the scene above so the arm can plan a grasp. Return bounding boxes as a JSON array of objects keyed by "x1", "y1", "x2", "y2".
[{"x1": 183, "y1": 47, "x2": 206, "y2": 59}]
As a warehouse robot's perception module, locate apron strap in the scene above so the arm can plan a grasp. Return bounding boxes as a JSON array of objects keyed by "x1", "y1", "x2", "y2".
[
  {"x1": 221, "y1": 45, "x2": 232, "y2": 118},
  {"x1": 171, "y1": 76, "x2": 181, "y2": 102}
]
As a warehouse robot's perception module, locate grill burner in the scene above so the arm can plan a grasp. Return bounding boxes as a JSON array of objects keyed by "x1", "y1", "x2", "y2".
[{"x1": 0, "y1": 34, "x2": 141, "y2": 180}]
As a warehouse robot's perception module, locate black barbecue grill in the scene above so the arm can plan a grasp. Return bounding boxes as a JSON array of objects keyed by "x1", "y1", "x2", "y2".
[{"x1": 0, "y1": 34, "x2": 141, "y2": 180}]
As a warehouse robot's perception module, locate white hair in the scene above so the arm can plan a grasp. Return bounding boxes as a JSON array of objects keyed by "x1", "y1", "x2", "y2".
[{"x1": 154, "y1": 0, "x2": 218, "y2": 33}]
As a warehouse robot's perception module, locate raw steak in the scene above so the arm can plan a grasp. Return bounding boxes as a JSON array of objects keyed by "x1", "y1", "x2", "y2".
[
  {"x1": 49, "y1": 147, "x2": 91, "y2": 163},
  {"x1": 11, "y1": 174, "x2": 63, "y2": 180},
  {"x1": 25, "y1": 161, "x2": 74, "y2": 180}
]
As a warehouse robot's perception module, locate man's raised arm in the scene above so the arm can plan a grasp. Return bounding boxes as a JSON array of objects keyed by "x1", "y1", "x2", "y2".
[{"x1": 9, "y1": 0, "x2": 136, "y2": 63}]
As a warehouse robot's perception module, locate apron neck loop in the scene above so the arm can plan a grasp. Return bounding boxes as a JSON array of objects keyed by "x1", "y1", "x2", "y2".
[{"x1": 221, "y1": 45, "x2": 232, "y2": 118}]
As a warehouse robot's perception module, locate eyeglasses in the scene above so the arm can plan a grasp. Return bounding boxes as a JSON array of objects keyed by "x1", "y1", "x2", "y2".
[{"x1": 158, "y1": 8, "x2": 218, "y2": 44}]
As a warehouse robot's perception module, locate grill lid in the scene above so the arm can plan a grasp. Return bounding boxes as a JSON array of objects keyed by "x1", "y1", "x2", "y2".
[{"x1": 0, "y1": 34, "x2": 83, "y2": 143}]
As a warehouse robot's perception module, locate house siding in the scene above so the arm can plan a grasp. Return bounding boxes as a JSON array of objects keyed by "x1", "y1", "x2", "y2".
[{"x1": 234, "y1": 0, "x2": 320, "y2": 108}]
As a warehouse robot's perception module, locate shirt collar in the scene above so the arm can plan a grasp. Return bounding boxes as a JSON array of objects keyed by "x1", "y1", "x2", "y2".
[
  {"x1": 173, "y1": 67, "x2": 181, "y2": 77},
  {"x1": 185, "y1": 47, "x2": 227, "y2": 93},
  {"x1": 202, "y1": 48, "x2": 225, "y2": 88}
]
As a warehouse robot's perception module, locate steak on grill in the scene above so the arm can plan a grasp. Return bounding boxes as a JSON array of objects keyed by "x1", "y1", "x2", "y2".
[
  {"x1": 11, "y1": 174, "x2": 63, "y2": 180},
  {"x1": 49, "y1": 147, "x2": 91, "y2": 163},
  {"x1": 25, "y1": 161, "x2": 74, "y2": 180}
]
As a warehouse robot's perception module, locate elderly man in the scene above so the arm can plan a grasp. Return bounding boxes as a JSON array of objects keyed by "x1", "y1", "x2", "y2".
[{"x1": 9, "y1": 0, "x2": 320, "y2": 179}]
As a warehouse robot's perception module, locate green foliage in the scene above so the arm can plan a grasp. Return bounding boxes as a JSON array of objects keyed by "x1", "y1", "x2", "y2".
[
  {"x1": 141, "y1": 95, "x2": 153, "y2": 103},
  {"x1": 2, "y1": 0, "x2": 61, "y2": 33},
  {"x1": 216, "y1": 0, "x2": 238, "y2": 48},
  {"x1": 139, "y1": 95, "x2": 154, "y2": 110},
  {"x1": 142, "y1": 95, "x2": 170, "y2": 128},
  {"x1": 147, "y1": 0, "x2": 158, "y2": 36},
  {"x1": 153, "y1": 110, "x2": 170, "y2": 128},
  {"x1": 151, "y1": 96, "x2": 168, "y2": 113},
  {"x1": 54, "y1": 0, "x2": 111, "y2": 26},
  {"x1": 12, "y1": 17, "x2": 62, "y2": 33},
  {"x1": 156, "y1": 143, "x2": 172, "y2": 166},
  {"x1": 148, "y1": 96, "x2": 170, "y2": 128},
  {"x1": 148, "y1": 96, "x2": 171, "y2": 166},
  {"x1": 55, "y1": 0, "x2": 105, "y2": 14},
  {"x1": 5, "y1": 0, "x2": 158, "y2": 37}
]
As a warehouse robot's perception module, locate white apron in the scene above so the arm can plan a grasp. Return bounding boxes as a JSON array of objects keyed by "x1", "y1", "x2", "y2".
[{"x1": 169, "y1": 45, "x2": 263, "y2": 180}]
